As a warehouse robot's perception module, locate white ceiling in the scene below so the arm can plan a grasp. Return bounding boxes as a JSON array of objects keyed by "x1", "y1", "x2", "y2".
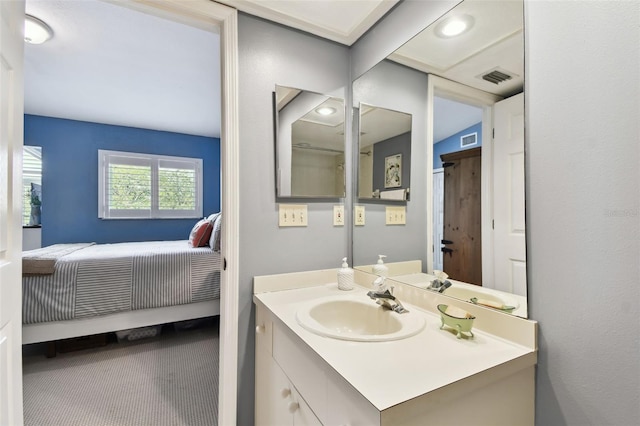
[
  {"x1": 390, "y1": 0, "x2": 524, "y2": 99},
  {"x1": 24, "y1": 0, "x2": 221, "y2": 138},
  {"x1": 389, "y1": 0, "x2": 524, "y2": 142},
  {"x1": 23, "y1": 0, "x2": 521, "y2": 144}
]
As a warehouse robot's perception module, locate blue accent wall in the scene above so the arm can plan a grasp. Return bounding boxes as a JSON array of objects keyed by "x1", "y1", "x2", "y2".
[
  {"x1": 433, "y1": 122, "x2": 482, "y2": 169},
  {"x1": 24, "y1": 114, "x2": 220, "y2": 246}
]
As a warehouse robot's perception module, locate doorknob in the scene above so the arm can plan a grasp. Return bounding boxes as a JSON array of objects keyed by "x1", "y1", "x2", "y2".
[
  {"x1": 441, "y1": 239, "x2": 453, "y2": 245},
  {"x1": 441, "y1": 247, "x2": 453, "y2": 256}
]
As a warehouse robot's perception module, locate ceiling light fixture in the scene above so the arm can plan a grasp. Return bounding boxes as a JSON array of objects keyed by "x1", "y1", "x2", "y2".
[
  {"x1": 25, "y1": 15, "x2": 53, "y2": 45},
  {"x1": 435, "y1": 15, "x2": 474, "y2": 38},
  {"x1": 315, "y1": 106, "x2": 336, "y2": 116}
]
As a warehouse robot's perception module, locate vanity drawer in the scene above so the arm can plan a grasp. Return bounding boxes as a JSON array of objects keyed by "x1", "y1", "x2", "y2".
[{"x1": 273, "y1": 323, "x2": 328, "y2": 424}]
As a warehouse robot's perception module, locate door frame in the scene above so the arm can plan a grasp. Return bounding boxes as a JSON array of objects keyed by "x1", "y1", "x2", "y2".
[
  {"x1": 129, "y1": 2, "x2": 240, "y2": 424},
  {"x1": 72, "y1": 1, "x2": 239, "y2": 423},
  {"x1": 426, "y1": 75, "x2": 501, "y2": 284}
]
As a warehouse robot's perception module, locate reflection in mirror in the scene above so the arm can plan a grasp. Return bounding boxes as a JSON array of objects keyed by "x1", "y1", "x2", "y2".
[
  {"x1": 274, "y1": 85, "x2": 345, "y2": 199},
  {"x1": 358, "y1": 104, "x2": 411, "y2": 202},
  {"x1": 352, "y1": 0, "x2": 527, "y2": 317}
]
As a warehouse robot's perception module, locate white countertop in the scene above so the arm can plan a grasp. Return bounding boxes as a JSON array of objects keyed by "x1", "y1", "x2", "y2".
[
  {"x1": 390, "y1": 272, "x2": 529, "y2": 318},
  {"x1": 254, "y1": 282, "x2": 536, "y2": 412}
]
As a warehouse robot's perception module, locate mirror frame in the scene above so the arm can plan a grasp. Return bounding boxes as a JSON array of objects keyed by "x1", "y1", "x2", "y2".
[{"x1": 273, "y1": 85, "x2": 346, "y2": 202}]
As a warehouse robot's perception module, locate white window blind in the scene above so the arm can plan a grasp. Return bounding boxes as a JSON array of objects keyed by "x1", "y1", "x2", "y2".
[
  {"x1": 99, "y1": 150, "x2": 203, "y2": 219},
  {"x1": 23, "y1": 146, "x2": 42, "y2": 226}
]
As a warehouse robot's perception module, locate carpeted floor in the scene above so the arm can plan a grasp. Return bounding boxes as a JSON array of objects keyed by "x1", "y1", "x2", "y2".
[{"x1": 22, "y1": 318, "x2": 219, "y2": 426}]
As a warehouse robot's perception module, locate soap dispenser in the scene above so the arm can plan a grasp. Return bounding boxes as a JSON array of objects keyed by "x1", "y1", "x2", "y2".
[
  {"x1": 372, "y1": 255, "x2": 388, "y2": 277},
  {"x1": 337, "y1": 257, "x2": 354, "y2": 291}
]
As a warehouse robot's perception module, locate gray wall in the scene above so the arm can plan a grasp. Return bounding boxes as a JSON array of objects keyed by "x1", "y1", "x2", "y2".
[
  {"x1": 352, "y1": 60, "x2": 428, "y2": 267},
  {"x1": 235, "y1": 1, "x2": 639, "y2": 424},
  {"x1": 351, "y1": 1, "x2": 640, "y2": 425},
  {"x1": 526, "y1": 1, "x2": 639, "y2": 424},
  {"x1": 237, "y1": 14, "x2": 350, "y2": 425}
]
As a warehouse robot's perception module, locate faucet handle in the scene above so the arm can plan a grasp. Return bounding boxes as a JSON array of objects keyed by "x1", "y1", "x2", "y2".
[{"x1": 373, "y1": 276, "x2": 387, "y2": 292}]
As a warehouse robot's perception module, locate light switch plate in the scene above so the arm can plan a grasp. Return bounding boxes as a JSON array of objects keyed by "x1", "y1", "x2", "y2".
[
  {"x1": 354, "y1": 205, "x2": 366, "y2": 226},
  {"x1": 333, "y1": 205, "x2": 345, "y2": 226},
  {"x1": 279, "y1": 204, "x2": 308, "y2": 227},
  {"x1": 386, "y1": 206, "x2": 406, "y2": 225}
]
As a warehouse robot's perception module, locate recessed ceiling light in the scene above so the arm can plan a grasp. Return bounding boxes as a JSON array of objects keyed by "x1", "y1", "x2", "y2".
[
  {"x1": 435, "y1": 15, "x2": 474, "y2": 38},
  {"x1": 25, "y1": 15, "x2": 53, "y2": 45},
  {"x1": 316, "y1": 106, "x2": 336, "y2": 116}
]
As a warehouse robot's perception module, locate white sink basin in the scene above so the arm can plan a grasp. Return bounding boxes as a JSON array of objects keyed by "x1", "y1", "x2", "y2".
[{"x1": 295, "y1": 295, "x2": 426, "y2": 342}]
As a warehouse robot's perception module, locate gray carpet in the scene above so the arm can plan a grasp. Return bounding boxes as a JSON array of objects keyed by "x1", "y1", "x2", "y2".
[{"x1": 23, "y1": 318, "x2": 219, "y2": 426}]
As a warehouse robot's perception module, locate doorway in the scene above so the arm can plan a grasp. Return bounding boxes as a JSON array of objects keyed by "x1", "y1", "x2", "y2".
[{"x1": 1, "y1": 1, "x2": 239, "y2": 424}]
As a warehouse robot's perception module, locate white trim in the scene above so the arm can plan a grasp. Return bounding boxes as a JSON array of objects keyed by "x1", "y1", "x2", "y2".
[
  {"x1": 105, "y1": 2, "x2": 239, "y2": 424},
  {"x1": 426, "y1": 75, "x2": 502, "y2": 284},
  {"x1": 215, "y1": 0, "x2": 397, "y2": 46}
]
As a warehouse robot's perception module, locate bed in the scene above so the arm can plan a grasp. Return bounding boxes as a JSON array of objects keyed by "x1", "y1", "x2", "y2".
[{"x1": 22, "y1": 238, "x2": 222, "y2": 345}]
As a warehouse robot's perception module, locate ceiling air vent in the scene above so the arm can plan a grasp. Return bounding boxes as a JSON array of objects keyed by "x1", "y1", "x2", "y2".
[{"x1": 480, "y1": 68, "x2": 514, "y2": 85}]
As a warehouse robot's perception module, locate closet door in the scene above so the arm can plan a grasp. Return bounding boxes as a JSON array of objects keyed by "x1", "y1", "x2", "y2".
[
  {"x1": 0, "y1": 0, "x2": 25, "y2": 424},
  {"x1": 441, "y1": 147, "x2": 482, "y2": 285}
]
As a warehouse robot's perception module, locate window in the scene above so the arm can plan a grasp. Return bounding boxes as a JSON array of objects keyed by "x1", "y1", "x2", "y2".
[
  {"x1": 99, "y1": 150, "x2": 203, "y2": 219},
  {"x1": 23, "y1": 146, "x2": 42, "y2": 226}
]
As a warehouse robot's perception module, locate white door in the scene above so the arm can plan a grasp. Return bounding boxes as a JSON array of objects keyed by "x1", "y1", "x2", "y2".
[
  {"x1": 492, "y1": 93, "x2": 526, "y2": 296},
  {"x1": 0, "y1": 0, "x2": 25, "y2": 424}
]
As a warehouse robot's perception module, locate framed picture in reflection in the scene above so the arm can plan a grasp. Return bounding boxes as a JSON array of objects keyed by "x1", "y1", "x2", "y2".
[{"x1": 384, "y1": 154, "x2": 402, "y2": 188}]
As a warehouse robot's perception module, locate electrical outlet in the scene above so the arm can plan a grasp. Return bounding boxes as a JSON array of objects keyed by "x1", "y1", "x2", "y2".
[
  {"x1": 333, "y1": 205, "x2": 345, "y2": 226},
  {"x1": 279, "y1": 204, "x2": 308, "y2": 227},
  {"x1": 386, "y1": 206, "x2": 406, "y2": 225},
  {"x1": 354, "y1": 205, "x2": 366, "y2": 226}
]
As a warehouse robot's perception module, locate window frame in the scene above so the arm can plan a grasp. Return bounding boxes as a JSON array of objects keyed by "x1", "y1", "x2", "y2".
[{"x1": 98, "y1": 149, "x2": 203, "y2": 219}]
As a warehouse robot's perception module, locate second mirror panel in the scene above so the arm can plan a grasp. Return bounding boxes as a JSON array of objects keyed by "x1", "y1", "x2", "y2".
[
  {"x1": 352, "y1": 0, "x2": 527, "y2": 317},
  {"x1": 358, "y1": 104, "x2": 412, "y2": 202}
]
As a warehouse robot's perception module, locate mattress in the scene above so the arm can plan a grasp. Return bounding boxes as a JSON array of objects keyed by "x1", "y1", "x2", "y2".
[{"x1": 22, "y1": 240, "x2": 221, "y2": 324}]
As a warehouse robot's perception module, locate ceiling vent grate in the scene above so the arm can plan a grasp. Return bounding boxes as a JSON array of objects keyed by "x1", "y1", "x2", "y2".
[{"x1": 480, "y1": 69, "x2": 514, "y2": 85}]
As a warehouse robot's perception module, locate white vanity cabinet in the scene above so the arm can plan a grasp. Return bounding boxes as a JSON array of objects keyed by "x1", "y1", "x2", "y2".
[
  {"x1": 255, "y1": 347, "x2": 322, "y2": 426},
  {"x1": 253, "y1": 278, "x2": 537, "y2": 426},
  {"x1": 255, "y1": 303, "x2": 378, "y2": 425},
  {"x1": 255, "y1": 304, "x2": 323, "y2": 426}
]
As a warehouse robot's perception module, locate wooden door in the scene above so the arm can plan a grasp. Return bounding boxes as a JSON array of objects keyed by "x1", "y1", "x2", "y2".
[
  {"x1": 441, "y1": 147, "x2": 482, "y2": 285},
  {"x1": 0, "y1": 1, "x2": 25, "y2": 424}
]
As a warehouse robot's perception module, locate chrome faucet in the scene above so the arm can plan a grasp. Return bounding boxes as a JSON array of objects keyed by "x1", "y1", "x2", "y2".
[
  {"x1": 426, "y1": 279, "x2": 452, "y2": 293},
  {"x1": 366, "y1": 276, "x2": 409, "y2": 314}
]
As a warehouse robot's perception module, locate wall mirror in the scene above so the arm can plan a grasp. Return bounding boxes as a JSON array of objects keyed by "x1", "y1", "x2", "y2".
[
  {"x1": 352, "y1": 0, "x2": 527, "y2": 317},
  {"x1": 358, "y1": 104, "x2": 412, "y2": 203},
  {"x1": 274, "y1": 85, "x2": 345, "y2": 199}
]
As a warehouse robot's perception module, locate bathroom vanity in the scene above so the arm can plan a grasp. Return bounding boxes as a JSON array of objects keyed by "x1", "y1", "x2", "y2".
[{"x1": 254, "y1": 269, "x2": 537, "y2": 425}]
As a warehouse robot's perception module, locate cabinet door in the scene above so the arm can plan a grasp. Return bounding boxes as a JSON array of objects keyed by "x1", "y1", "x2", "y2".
[
  {"x1": 292, "y1": 387, "x2": 322, "y2": 426},
  {"x1": 255, "y1": 347, "x2": 294, "y2": 426}
]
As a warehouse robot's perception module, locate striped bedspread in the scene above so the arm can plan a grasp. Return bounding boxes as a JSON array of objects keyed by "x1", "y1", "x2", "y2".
[{"x1": 22, "y1": 240, "x2": 221, "y2": 325}]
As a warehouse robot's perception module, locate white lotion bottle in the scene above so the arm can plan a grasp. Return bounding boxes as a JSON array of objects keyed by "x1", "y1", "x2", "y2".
[
  {"x1": 337, "y1": 257, "x2": 354, "y2": 291},
  {"x1": 372, "y1": 254, "x2": 388, "y2": 277}
]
